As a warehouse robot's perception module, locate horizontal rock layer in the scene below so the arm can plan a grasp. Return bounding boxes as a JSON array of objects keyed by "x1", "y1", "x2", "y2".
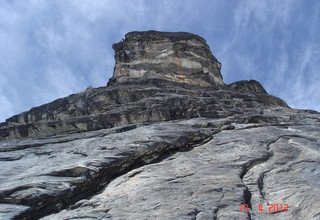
[
  {"x1": 109, "y1": 31, "x2": 224, "y2": 86},
  {"x1": 0, "y1": 79, "x2": 287, "y2": 140}
]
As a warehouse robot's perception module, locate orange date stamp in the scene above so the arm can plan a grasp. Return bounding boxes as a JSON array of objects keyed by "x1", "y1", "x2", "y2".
[{"x1": 240, "y1": 203, "x2": 289, "y2": 213}]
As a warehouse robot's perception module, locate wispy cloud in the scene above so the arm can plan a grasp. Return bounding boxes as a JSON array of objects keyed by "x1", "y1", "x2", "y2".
[{"x1": 218, "y1": 0, "x2": 320, "y2": 111}]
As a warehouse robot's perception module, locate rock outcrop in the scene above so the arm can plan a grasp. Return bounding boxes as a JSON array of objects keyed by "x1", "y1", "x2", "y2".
[
  {"x1": 0, "y1": 31, "x2": 319, "y2": 220},
  {"x1": 109, "y1": 31, "x2": 224, "y2": 86},
  {"x1": 227, "y1": 80, "x2": 267, "y2": 94}
]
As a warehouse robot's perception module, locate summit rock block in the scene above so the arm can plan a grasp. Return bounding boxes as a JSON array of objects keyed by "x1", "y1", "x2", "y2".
[{"x1": 110, "y1": 31, "x2": 224, "y2": 86}]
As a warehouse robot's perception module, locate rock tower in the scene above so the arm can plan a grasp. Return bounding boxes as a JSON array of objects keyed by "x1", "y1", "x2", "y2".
[{"x1": 109, "y1": 31, "x2": 223, "y2": 86}]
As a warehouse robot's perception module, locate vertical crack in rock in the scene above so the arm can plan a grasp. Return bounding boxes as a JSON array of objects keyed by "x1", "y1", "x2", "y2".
[
  {"x1": 239, "y1": 151, "x2": 273, "y2": 180},
  {"x1": 240, "y1": 134, "x2": 317, "y2": 218},
  {"x1": 213, "y1": 207, "x2": 219, "y2": 220},
  {"x1": 243, "y1": 188, "x2": 252, "y2": 220},
  {"x1": 187, "y1": 208, "x2": 200, "y2": 220},
  {"x1": 243, "y1": 188, "x2": 252, "y2": 209},
  {"x1": 239, "y1": 151, "x2": 274, "y2": 219},
  {"x1": 260, "y1": 134, "x2": 316, "y2": 199},
  {"x1": 257, "y1": 172, "x2": 265, "y2": 198}
]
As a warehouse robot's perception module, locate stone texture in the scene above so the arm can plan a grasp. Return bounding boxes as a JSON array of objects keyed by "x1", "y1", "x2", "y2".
[
  {"x1": 0, "y1": 31, "x2": 319, "y2": 220},
  {"x1": 43, "y1": 112, "x2": 320, "y2": 220},
  {"x1": 227, "y1": 80, "x2": 267, "y2": 94},
  {"x1": 109, "y1": 31, "x2": 224, "y2": 86},
  {"x1": 0, "y1": 78, "x2": 287, "y2": 140}
]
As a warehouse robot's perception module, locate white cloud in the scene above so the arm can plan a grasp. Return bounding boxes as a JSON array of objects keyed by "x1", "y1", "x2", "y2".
[
  {"x1": 284, "y1": 43, "x2": 320, "y2": 110},
  {"x1": 221, "y1": 0, "x2": 320, "y2": 112},
  {"x1": 0, "y1": 94, "x2": 14, "y2": 121}
]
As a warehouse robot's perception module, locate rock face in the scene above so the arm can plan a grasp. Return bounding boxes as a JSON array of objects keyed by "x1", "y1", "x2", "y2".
[
  {"x1": 0, "y1": 31, "x2": 319, "y2": 220},
  {"x1": 109, "y1": 31, "x2": 224, "y2": 86},
  {"x1": 227, "y1": 80, "x2": 267, "y2": 94}
]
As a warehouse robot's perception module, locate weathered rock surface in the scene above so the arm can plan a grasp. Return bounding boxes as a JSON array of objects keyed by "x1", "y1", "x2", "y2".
[
  {"x1": 0, "y1": 31, "x2": 319, "y2": 220},
  {"x1": 0, "y1": 78, "x2": 287, "y2": 140},
  {"x1": 110, "y1": 31, "x2": 224, "y2": 86},
  {"x1": 227, "y1": 80, "x2": 267, "y2": 94}
]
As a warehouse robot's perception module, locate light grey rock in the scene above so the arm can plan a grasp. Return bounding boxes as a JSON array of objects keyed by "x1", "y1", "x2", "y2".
[
  {"x1": 41, "y1": 109, "x2": 320, "y2": 220},
  {"x1": 110, "y1": 31, "x2": 224, "y2": 86},
  {"x1": 0, "y1": 31, "x2": 319, "y2": 220}
]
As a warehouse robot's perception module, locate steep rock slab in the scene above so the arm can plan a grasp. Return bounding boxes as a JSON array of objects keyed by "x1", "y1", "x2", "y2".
[
  {"x1": 42, "y1": 110, "x2": 320, "y2": 220},
  {"x1": 0, "y1": 118, "x2": 219, "y2": 219}
]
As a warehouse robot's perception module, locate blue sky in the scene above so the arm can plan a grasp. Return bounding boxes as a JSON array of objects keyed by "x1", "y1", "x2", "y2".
[{"x1": 0, "y1": 0, "x2": 319, "y2": 122}]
